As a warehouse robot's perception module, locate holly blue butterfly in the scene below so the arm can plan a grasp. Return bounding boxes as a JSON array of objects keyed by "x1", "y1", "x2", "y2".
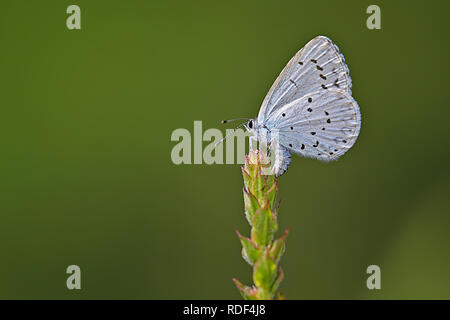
[{"x1": 230, "y1": 36, "x2": 361, "y2": 177}]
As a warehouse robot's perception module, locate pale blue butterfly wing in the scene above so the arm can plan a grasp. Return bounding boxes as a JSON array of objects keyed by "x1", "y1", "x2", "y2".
[
  {"x1": 270, "y1": 89, "x2": 360, "y2": 160},
  {"x1": 258, "y1": 36, "x2": 353, "y2": 124},
  {"x1": 255, "y1": 36, "x2": 361, "y2": 177}
]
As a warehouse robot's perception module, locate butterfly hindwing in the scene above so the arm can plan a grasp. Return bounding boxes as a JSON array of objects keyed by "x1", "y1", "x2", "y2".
[{"x1": 269, "y1": 89, "x2": 360, "y2": 161}]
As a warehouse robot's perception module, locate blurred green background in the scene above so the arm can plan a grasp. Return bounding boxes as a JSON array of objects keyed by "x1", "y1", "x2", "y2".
[{"x1": 0, "y1": 0, "x2": 449, "y2": 299}]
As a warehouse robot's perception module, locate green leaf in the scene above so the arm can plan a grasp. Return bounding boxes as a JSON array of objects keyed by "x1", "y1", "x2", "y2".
[
  {"x1": 232, "y1": 278, "x2": 258, "y2": 300},
  {"x1": 245, "y1": 154, "x2": 259, "y2": 179},
  {"x1": 241, "y1": 167, "x2": 252, "y2": 191},
  {"x1": 243, "y1": 188, "x2": 259, "y2": 225},
  {"x1": 251, "y1": 203, "x2": 277, "y2": 247},
  {"x1": 264, "y1": 181, "x2": 277, "y2": 208},
  {"x1": 253, "y1": 250, "x2": 277, "y2": 294},
  {"x1": 270, "y1": 268, "x2": 284, "y2": 296},
  {"x1": 269, "y1": 228, "x2": 289, "y2": 265},
  {"x1": 252, "y1": 168, "x2": 265, "y2": 201},
  {"x1": 236, "y1": 231, "x2": 261, "y2": 266},
  {"x1": 265, "y1": 173, "x2": 275, "y2": 189}
]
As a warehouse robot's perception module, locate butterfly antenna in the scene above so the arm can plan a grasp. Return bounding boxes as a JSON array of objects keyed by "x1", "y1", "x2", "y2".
[
  {"x1": 214, "y1": 121, "x2": 247, "y2": 148},
  {"x1": 221, "y1": 118, "x2": 250, "y2": 124}
]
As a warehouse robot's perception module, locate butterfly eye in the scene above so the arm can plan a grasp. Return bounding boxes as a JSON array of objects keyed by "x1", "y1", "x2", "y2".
[{"x1": 248, "y1": 120, "x2": 253, "y2": 129}]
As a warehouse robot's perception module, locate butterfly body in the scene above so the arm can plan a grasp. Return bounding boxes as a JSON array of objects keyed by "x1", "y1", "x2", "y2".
[{"x1": 245, "y1": 36, "x2": 361, "y2": 177}]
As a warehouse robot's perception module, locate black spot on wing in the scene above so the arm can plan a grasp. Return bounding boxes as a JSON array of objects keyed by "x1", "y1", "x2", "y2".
[{"x1": 334, "y1": 78, "x2": 340, "y2": 88}]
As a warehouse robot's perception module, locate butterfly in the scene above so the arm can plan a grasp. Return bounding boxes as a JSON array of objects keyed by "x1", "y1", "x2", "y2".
[{"x1": 224, "y1": 36, "x2": 361, "y2": 177}]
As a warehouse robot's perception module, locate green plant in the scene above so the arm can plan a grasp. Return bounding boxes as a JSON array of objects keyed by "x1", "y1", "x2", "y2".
[{"x1": 233, "y1": 149, "x2": 288, "y2": 300}]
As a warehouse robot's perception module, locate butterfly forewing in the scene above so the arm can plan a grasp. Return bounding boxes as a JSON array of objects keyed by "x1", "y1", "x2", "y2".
[{"x1": 258, "y1": 36, "x2": 352, "y2": 123}]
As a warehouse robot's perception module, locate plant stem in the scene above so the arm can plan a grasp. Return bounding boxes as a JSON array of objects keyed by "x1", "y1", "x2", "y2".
[{"x1": 233, "y1": 149, "x2": 288, "y2": 300}]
